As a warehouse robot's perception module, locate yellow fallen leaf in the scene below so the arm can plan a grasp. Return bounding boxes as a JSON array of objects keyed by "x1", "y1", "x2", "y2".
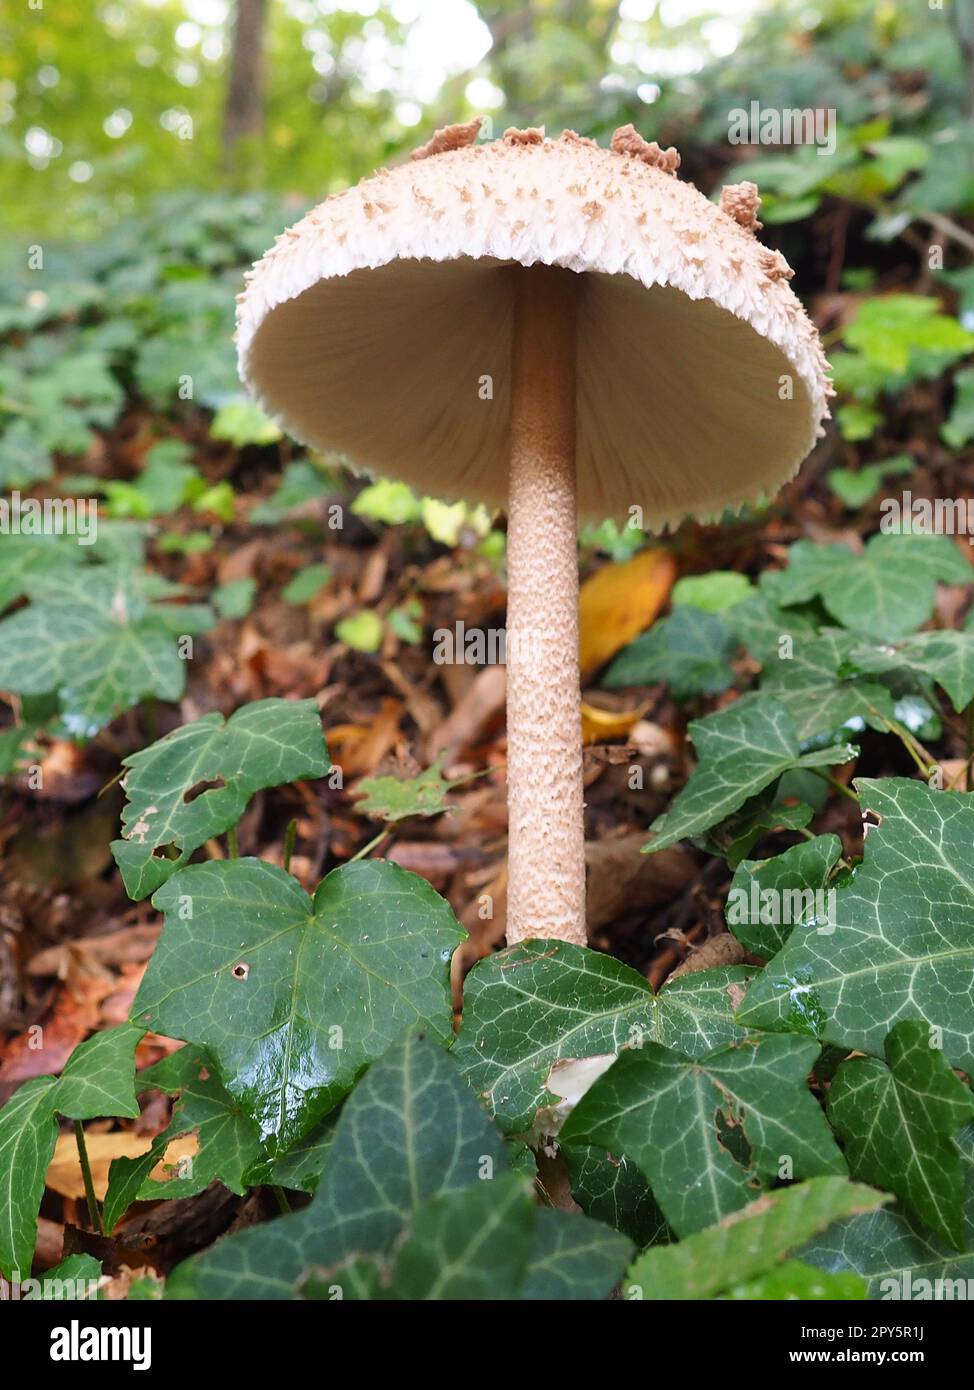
[
  {"x1": 580, "y1": 699, "x2": 652, "y2": 745},
  {"x1": 578, "y1": 549, "x2": 676, "y2": 677},
  {"x1": 47, "y1": 1131, "x2": 199, "y2": 1201}
]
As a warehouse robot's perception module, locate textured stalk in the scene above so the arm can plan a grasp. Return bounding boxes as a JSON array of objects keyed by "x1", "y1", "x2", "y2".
[{"x1": 505, "y1": 266, "x2": 586, "y2": 945}]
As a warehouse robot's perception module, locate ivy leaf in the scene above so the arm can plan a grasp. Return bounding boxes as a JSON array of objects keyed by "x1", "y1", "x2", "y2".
[
  {"x1": 562, "y1": 1034, "x2": 845, "y2": 1236},
  {"x1": 761, "y1": 629, "x2": 896, "y2": 740},
  {"x1": 0, "y1": 1024, "x2": 142, "y2": 1280},
  {"x1": 777, "y1": 534, "x2": 972, "y2": 641},
  {"x1": 209, "y1": 399, "x2": 282, "y2": 447},
  {"x1": 0, "y1": 534, "x2": 86, "y2": 612},
  {"x1": 624, "y1": 1178, "x2": 886, "y2": 1300},
  {"x1": 699, "y1": 785, "x2": 814, "y2": 868},
  {"x1": 365, "y1": 1176, "x2": 537, "y2": 1300},
  {"x1": 801, "y1": 1126, "x2": 974, "y2": 1298},
  {"x1": 103, "y1": 1045, "x2": 264, "y2": 1232},
  {"x1": 134, "y1": 858, "x2": 465, "y2": 1148},
  {"x1": 300, "y1": 1181, "x2": 632, "y2": 1302},
  {"x1": 644, "y1": 695, "x2": 857, "y2": 853},
  {"x1": 54, "y1": 1022, "x2": 144, "y2": 1120},
  {"x1": 32, "y1": 1254, "x2": 103, "y2": 1299},
  {"x1": 737, "y1": 779, "x2": 974, "y2": 1075},
  {"x1": 774, "y1": 539, "x2": 859, "y2": 606},
  {"x1": 846, "y1": 629, "x2": 974, "y2": 714},
  {"x1": 261, "y1": 1111, "x2": 340, "y2": 1195},
  {"x1": 0, "y1": 566, "x2": 211, "y2": 739},
  {"x1": 725, "y1": 586, "x2": 817, "y2": 665},
  {"x1": 827, "y1": 454, "x2": 914, "y2": 510},
  {"x1": 727, "y1": 835, "x2": 843, "y2": 958},
  {"x1": 943, "y1": 367, "x2": 974, "y2": 448},
  {"x1": 725, "y1": 1258, "x2": 867, "y2": 1300},
  {"x1": 166, "y1": 1034, "x2": 509, "y2": 1299},
  {"x1": 212, "y1": 578, "x2": 256, "y2": 620},
  {"x1": 354, "y1": 756, "x2": 462, "y2": 823},
  {"x1": 335, "y1": 610, "x2": 383, "y2": 653},
  {"x1": 0, "y1": 1078, "x2": 59, "y2": 1282},
  {"x1": 563, "y1": 1145, "x2": 670, "y2": 1248},
  {"x1": 250, "y1": 460, "x2": 333, "y2": 524},
  {"x1": 518, "y1": 1205, "x2": 633, "y2": 1301},
  {"x1": 111, "y1": 698, "x2": 330, "y2": 900},
  {"x1": 281, "y1": 563, "x2": 332, "y2": 605},
  {"x1": 453, "y1": 941, "x2": 755, "y2": 1134},
  {"x1": 827, "y1": 1021, "x2": 974, "y2": 1248},
  {"x1": 671, "y1": 571, "x2": 754, "y2": 613},
  {"x1": 603, "y1": 607, "x2": 737, "y2": 701}
]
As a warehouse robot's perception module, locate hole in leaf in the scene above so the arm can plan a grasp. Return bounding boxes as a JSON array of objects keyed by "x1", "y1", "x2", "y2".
[
  {"x1": 862, "y1": 808, "x2": 882, "y2": 836},
  {"x1": 231, "y1": 962, "x2": 250, "y2": 981},
  {"x1": 151, "y1": 842, "x2": 181, "y2": 861},
  {"x1": 714, "y1": 1104, "x2": 753, "y2": 1170},
  {"x1": 183, "y1": 776, "x2": 227, "y2": 804}
]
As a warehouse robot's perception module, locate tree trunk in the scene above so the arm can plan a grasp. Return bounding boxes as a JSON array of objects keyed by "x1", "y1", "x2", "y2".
[{"x1": 223, "y1": 0, "x2": 268, "y2": 174}]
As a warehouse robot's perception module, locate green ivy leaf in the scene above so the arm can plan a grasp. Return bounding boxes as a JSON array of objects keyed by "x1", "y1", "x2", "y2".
[
  {"x1": 335, "y1": 609, "x2": 383, "y2": 653},
  {"x1": 360, "y1": 1176, "x2": 537, "y2": 1300},
  {"x1": 624, "y1": 1178, "x2": 886, "y2": 1300},
  {"x1": 671, "y1": 571, "x2": 754, "y2": 613},
  {"x1": 281, "y1": 563, "x2": 331, "y2": 605},
  {"x1": 0, "y1": 1079, "x2": 59, "y2": 1282},
  {"x1": 846, "y1": 629, "x2": 974, "y2": 714},
  {"x1": 563, "y1": 1144, "x2": 670, "y2": 1248},
  {"x1": 0, "y1": 1024, "x2": 142, "y2": 1280},
  {"x1": 135, "y1": 859, "x2": 465, "y2": 1147},
  {"x1": 725, "y1": 1258, "x2": 867, "y2": 1300},
  {"x1": 644, "y1": 695, "x2": 857, "y2": 853},
  {"x1": 355, "y1": 757, "x2": 462, "y2": 823},
  {"x1": 827, "y1": 454, "x2": 914, "y2": 509},
  {"x1": 561, "y1": 1034, "x2": 845, "y2": 1236},
  {"x1": 453, "y1": 941, "x2": 755, "y2": 1134},
  {"x1": 209, "y1": 399, "x2": 282, "y2": 447},
  {"x1": 0, "y1": 534, "x2": 86, "y2": 612},
  {"x1": 261, "y1": 1111, "x2": 340, "y2": 1195},
  {"x1": 800, "y1": 1127, "x2": 974, "y2": 1298},
  {"x1": 844, "y1": 295, "x2": 974, "y2": 375},
  {"x1": 724, "y1": 587, "x2": 817, "y2": 665},
  {"x1": 738, "y1": 779, "x2": 974, "y2": 1073},
  {"x1": 777, "y1": 534, "x2": 972, "y2": 641},
  {"x1": 212, "y1": 577, "x2": 256, "y2": 620},
  {"x1": 699, "y1": 785, "x2": 815, "y2": 868},
  {"x1": 29, "y1": 1254, "x2": 103, "y2": 1299},
  {"x1": 250, "y1": 461, "x2": 333, "y2": 524},
  {"x1": 166, "y1": 1034, "x2": 509, "y2": 1300},
  {"x1": 943, "y1": 367, "x2": 974, "y2": 449},
  {"x1": 103, "y1": 1045, "x2": 263, "y2": 1232},
  {"x1": 517, "y1": 1205, "x2": 633, "y2": 1301},
  {"x1": 54, "y1": 1022, "x2": 144, "y2": 1120},
  {"x1": 603, "y1": 607, "x2": 737, "y2": 701},
  {"x1": 111, "y1": 698, "x2": 330, "y2": 900},
  {"x1": 300, "y1": 1180, "x2": 632, "y2": 1302},
  {"x1": 761, "y1": 629, "x2": 896, "y2": 740},
  {"x1": 351, "y1": 479, "x2": 422, "y2": 527},
  {"x1": 827, "y1": 1021, "x2": 974, "y2": 1248},
  {"x1": 727, "y1": 835, "x2": 843, "y2": 958},
  {"x1": 0, "y1": 565, "x2": 212, "y2": 739}
]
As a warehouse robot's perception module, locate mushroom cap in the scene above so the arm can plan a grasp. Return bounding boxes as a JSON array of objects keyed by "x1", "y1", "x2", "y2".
[{"x1": 237, "y1": 125, "x2": 832, "y2": 527}]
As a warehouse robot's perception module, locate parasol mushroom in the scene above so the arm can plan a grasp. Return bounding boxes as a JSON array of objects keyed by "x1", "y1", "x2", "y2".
[{"x1": 236, "y1": 122, "x2": 832, "y2": 949}]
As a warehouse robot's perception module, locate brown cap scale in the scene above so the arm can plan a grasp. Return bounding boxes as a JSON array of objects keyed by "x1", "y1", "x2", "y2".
[{"x1": 237, "y1": 123, "x2": 832, "y2": 948}]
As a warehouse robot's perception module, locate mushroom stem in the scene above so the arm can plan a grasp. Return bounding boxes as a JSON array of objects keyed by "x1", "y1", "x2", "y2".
[{"x1": 505, "y1": 266, "x2": 586, "y2": 947}]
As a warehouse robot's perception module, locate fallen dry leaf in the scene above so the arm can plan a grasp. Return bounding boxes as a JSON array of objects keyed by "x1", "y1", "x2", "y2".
[
  {"x1": 580, "y1": 697, "x2": 652, "y2": 744},
  {"x1": 326, "y1": 697, "x2": 403, "y2": 775},
  {"x1": 578, "y1": 548, "x2": 676, "y2": 677},
  {"x1": 47, "y1": 1130, "x2": 199, "y2": 1201}
]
